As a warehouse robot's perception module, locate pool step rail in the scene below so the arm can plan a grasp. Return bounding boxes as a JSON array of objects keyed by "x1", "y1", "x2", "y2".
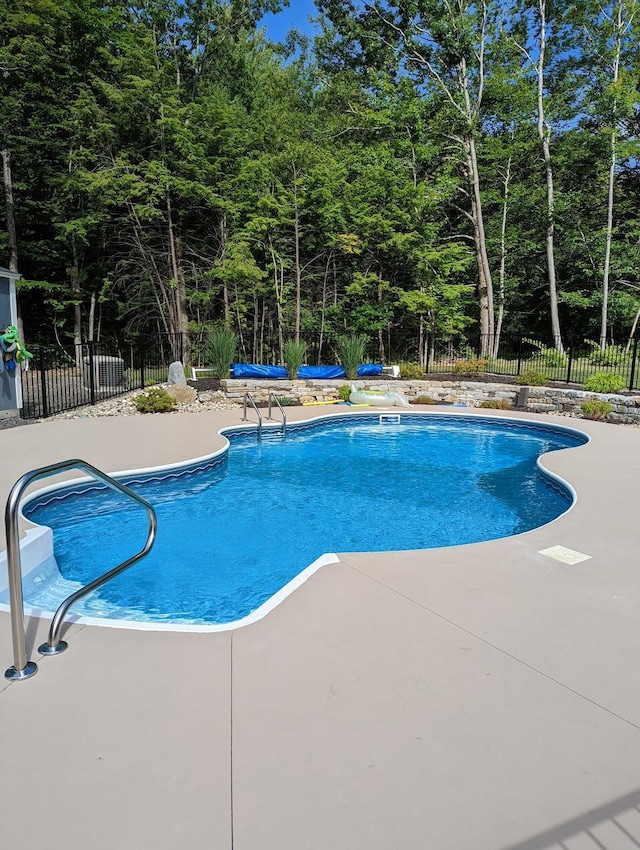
[
  {"x1": 241, "y1": 393, "x2": 263, "y2": 442},
  {"x1": 4, "y1": 459, "x2": 157, "y2": 682},
  {"x1": 267, "y1": 392, "x2": 287, "y2": 439}
]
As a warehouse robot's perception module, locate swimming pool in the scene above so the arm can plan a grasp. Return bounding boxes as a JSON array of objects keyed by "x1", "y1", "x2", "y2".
[{"x1": 11, "y1": 413, "x2": 587, "y2": 628}]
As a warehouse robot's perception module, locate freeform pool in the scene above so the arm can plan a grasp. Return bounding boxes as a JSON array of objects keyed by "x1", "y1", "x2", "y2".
[{"x1": 11, "y1": 413, "x2": 587, "y2": 627}]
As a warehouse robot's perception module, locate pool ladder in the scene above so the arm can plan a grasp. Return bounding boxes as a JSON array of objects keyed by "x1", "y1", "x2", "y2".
[
  {"x1": 241, "y1": 393, "x2": 262, "y2": 441},
  {"x1": 242, "y1": 392, "x2": 286, "y2": 441},
  {"x1": 4, "y1": 459, "x2": 157, "y2": 682},
  {"x1": 267, "y1": 392, "x2": 287, "y2": 438}
]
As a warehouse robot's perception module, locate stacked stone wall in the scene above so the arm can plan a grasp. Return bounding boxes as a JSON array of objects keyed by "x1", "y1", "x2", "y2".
[{"x1": 217, "y1": 377, "x2": 640, "y2": 424}]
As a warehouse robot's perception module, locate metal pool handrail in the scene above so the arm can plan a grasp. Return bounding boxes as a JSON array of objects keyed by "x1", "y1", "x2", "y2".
[
  {"x1": 241, "y1": 393, "x2": 263, "y2": 442},
  {"x1": 267, "y1": 391, "x2": 287, "y2": 438},
  {"x1": 4, "y1": 459, "x2": 157, "y2": 682}
]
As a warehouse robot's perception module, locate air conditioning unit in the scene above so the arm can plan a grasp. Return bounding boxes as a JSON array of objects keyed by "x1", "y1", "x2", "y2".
[{"x1": 83, "y1": 355, "x2": 125, "y2": 390}]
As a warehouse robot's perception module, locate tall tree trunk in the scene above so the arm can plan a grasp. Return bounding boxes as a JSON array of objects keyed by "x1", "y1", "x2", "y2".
[
  {"x1": 627, "y1": 304, "x2": 640, "y2": 352},
  {"x1": 466, "y1": 134, "x2": 495, "y2": 351},
  {"x1": 269, "y1": 242, "x2": 285, "y2": 363},
  {"x1": 2, "y1": 148, "x2": 18, "y2": 273},
  {"x1": 494, "y1": 155, "x2": 512, "y2": 359},
  {"x1": 220, "y1": 217, "x2": 230, "y2": 325},
  {"x1": 600, "y1": 0, "x2": 624, "y2": 350},
  {"x1": 88, "y1": 291, "x2": 97, "y2": 342},
  {"x1": 536, "y1": 0, "x2": 563, "y2": 352},
  {"x1": 292, "y1": 164, "x2": 302, "y2": 343},
  {"x1": 166, "y1": 191, "x2": 191, "y2": 365},
  {"x1": 319, "y1": 253, "x2": 331, "y2": 363},
  {"x1": 252, "y1": 294, "x2": 259, "y2": 362},
  {"x1": 377, "y1": 275, "x2": 385, "y2": 361},
  {"x1": 70, "y1": 239, "x2": 83, "y2": 367}
]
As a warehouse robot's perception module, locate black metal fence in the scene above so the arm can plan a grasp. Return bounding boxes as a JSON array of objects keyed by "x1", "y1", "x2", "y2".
[
  {"x1": 20, "y1": 335, "x2": 184, "y2": 419},
  {"x1": 20, "y1": 330, "x2": 640, "y2": 419}
]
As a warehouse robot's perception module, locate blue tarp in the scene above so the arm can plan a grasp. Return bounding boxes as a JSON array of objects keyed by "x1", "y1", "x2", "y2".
[
  {"x1": 298, "y1": 365, "x2": 346, "y2": 379},
  {"x1": 231, "y1": 362, "x2": 384, "y2": 379},
  {"x1": 357, "y1": 363, "x2": 384, "y2": 376},
  {"x1": 231, "y1": 363, "x2": 288, "y2": 379}
]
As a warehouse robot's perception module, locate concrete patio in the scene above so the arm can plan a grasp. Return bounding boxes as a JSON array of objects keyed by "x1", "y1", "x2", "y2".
[{"x1": 1, "y1": 406, "x2": 640, "y2": 850}]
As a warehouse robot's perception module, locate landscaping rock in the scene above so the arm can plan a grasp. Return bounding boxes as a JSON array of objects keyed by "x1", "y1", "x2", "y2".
[
  {"x1": 167, "y1": 361, "x2": 187, "y2": 385},
  {"x1": 166, "y1": 384, "x2": 197, "y2": 404}
]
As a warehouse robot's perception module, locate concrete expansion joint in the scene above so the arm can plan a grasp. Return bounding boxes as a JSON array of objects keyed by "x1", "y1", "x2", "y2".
[{"x1": 339, "y1": 556, "x2": 640, "y2": 736}]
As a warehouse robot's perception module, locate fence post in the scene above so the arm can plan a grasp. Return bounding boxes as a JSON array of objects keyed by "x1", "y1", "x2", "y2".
[
  {"x1": 38, "y1": 351, "x2": 49, "y2": 419},
  {"x1": 516, "y1": 338, "x2": 523, "y2": 377},
  {"x1": 87, "y1": 341, "x2": 96, "y2": 406},
  {"x1": 565, "y1": 340, "x2": 573, "y2": 384},
  {"x1": 140, "y1": 346, "x2": 145, "y2": 390},
  {"x1": 629, "y1": 336, "x2": 639, "y2": 391}
]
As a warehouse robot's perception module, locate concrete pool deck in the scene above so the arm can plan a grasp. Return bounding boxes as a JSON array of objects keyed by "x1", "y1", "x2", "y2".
[{"x1": 1, "y1": 406, "x2": 640, "y2": 850}]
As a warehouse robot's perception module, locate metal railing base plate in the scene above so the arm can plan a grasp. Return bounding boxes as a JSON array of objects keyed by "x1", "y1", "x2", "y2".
[
  {"x1": 5, "y1": 661, "x2": 38, "y2": 681},
  {"x1": 38, "y1": 641, "x2": 68, "y2": 656}
]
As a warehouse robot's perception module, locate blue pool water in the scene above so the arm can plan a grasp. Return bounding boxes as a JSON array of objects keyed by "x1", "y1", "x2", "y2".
[{"x1": 19, "y1": 414, "x2": 586, "y2": 625}]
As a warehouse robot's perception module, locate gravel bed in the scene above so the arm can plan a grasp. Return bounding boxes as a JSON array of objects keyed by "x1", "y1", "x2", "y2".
[
  {"x1": 0, "y1": 415, "x2": 34, "y2": 430},
  {"x1": 39, "y1": 387, "x2": 241, "y2": 422}
]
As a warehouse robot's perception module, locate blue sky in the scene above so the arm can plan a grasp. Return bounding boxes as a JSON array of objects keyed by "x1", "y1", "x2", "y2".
[{"x1": 259, "y1": 1, "x2": 319, "y2": 42}]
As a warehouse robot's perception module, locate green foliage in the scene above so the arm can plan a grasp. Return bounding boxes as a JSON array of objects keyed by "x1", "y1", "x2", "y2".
[
  {"x1": 479, "y1": 399, "x2": 512, "y2": 410},
  {"x1": 583, "y1": 373, "x2": 625, "y2": 393},
  {"x1": 283, "y1": 340, "x2": 307, "y2": 379},
  {"x1": 581, "y1": 400, "x2": 613, "y2": 421},
  {"x1": 338, "y1": 334, "x2": 367, "y2": 379},
  {"x1": 584, "y1": 340, "x2": 627, "y2": 367},
  {"x1": 133, "y1": 388, "x2": 177, "y2": 414},
  {"x1": 453, "y1": 359, "x2": 489, "y2": 375},
  {"x1": 399, "y1": 362, "x2": 425, "y2": 379},
  {"x1": 338, "y1": 384, "x2": 351, "y2": 401},
  {"x1": 279, "y1": 397, "x2": 297, "y2": 406},
  {"x1": 207, "y1": 328, "x2": 237, "y2": 379},
  {"x1": 411, "y1": 395, "x2": 438, "y2": 405},
  {"x1": 6, "y1": 0, "x2": 640, "y2": 366},
  {"x1": 523, "y1": 339, "x2": 567, "y2": 368},
  {"x1": 515, "y1": 370, "x2": 548, "y2": 386}
]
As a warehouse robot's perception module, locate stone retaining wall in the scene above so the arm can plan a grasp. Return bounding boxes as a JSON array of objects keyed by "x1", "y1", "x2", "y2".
[{"x1": 217, "y1": 377, "x2": 640, "y2": 424}]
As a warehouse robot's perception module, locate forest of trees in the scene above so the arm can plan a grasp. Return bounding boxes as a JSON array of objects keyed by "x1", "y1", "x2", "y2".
[{"x1": 1, "y1": 0, "x2": 639, "y2": 364}]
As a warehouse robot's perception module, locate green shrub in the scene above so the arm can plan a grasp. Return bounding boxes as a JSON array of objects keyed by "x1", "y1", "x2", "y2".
[
  {"x1": 399, "y1": 361, "x2": 425, "y2": 379},
  {"x1": 134, "y1": 387, "x2": 177, "y2": 413},
  {"x1": 584, "y1": 340, "x2": 627, "y2": 367},
  {"x1": 523, "y1": 338, "x2": 567, "y2": 367},
  {"x1": 279, "y1": 396, "x2": 297, "y2": 406},
  {"x1": 339, "y1": 334, "x2": 367, "y2": 379},
  {"x1": 515, "y1": 369, "x2": 547, "y2": 386},
  {"x1": 283, "y1": 340, "x2": 307, "y2": 379},
  {"x1": 207, "y1": 327, "x2": 237, "y2": 379},
  {"x1": 581, "y1": 400, "x2": 613, "y2": 420},
  {"x1": 583, "y1": 372, "x2": 625, "y2": 393},
  {"x1": 411, "y1": 395, "x2": 438, "y2": 405},
  {"x1": 479, "y1": 399, "x2": 512, "y2": 409},
  {"x1": 453, "y1": 358, "x2": 489, "y2": 375},
  {"x1": 338, "y1": 385, "x2": 351, "y2": 401}
]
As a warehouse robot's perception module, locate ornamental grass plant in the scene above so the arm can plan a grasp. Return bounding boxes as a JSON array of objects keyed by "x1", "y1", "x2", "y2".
[
  {"x1": 207, "y1": 327, "x2": 237, "y2": 379},
  {"x1": 283, "y1": 340, "x2": 307, "y2": 379},
  {"x1": 339, "y1": 334, "x2": 367, "y2": 379}
]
